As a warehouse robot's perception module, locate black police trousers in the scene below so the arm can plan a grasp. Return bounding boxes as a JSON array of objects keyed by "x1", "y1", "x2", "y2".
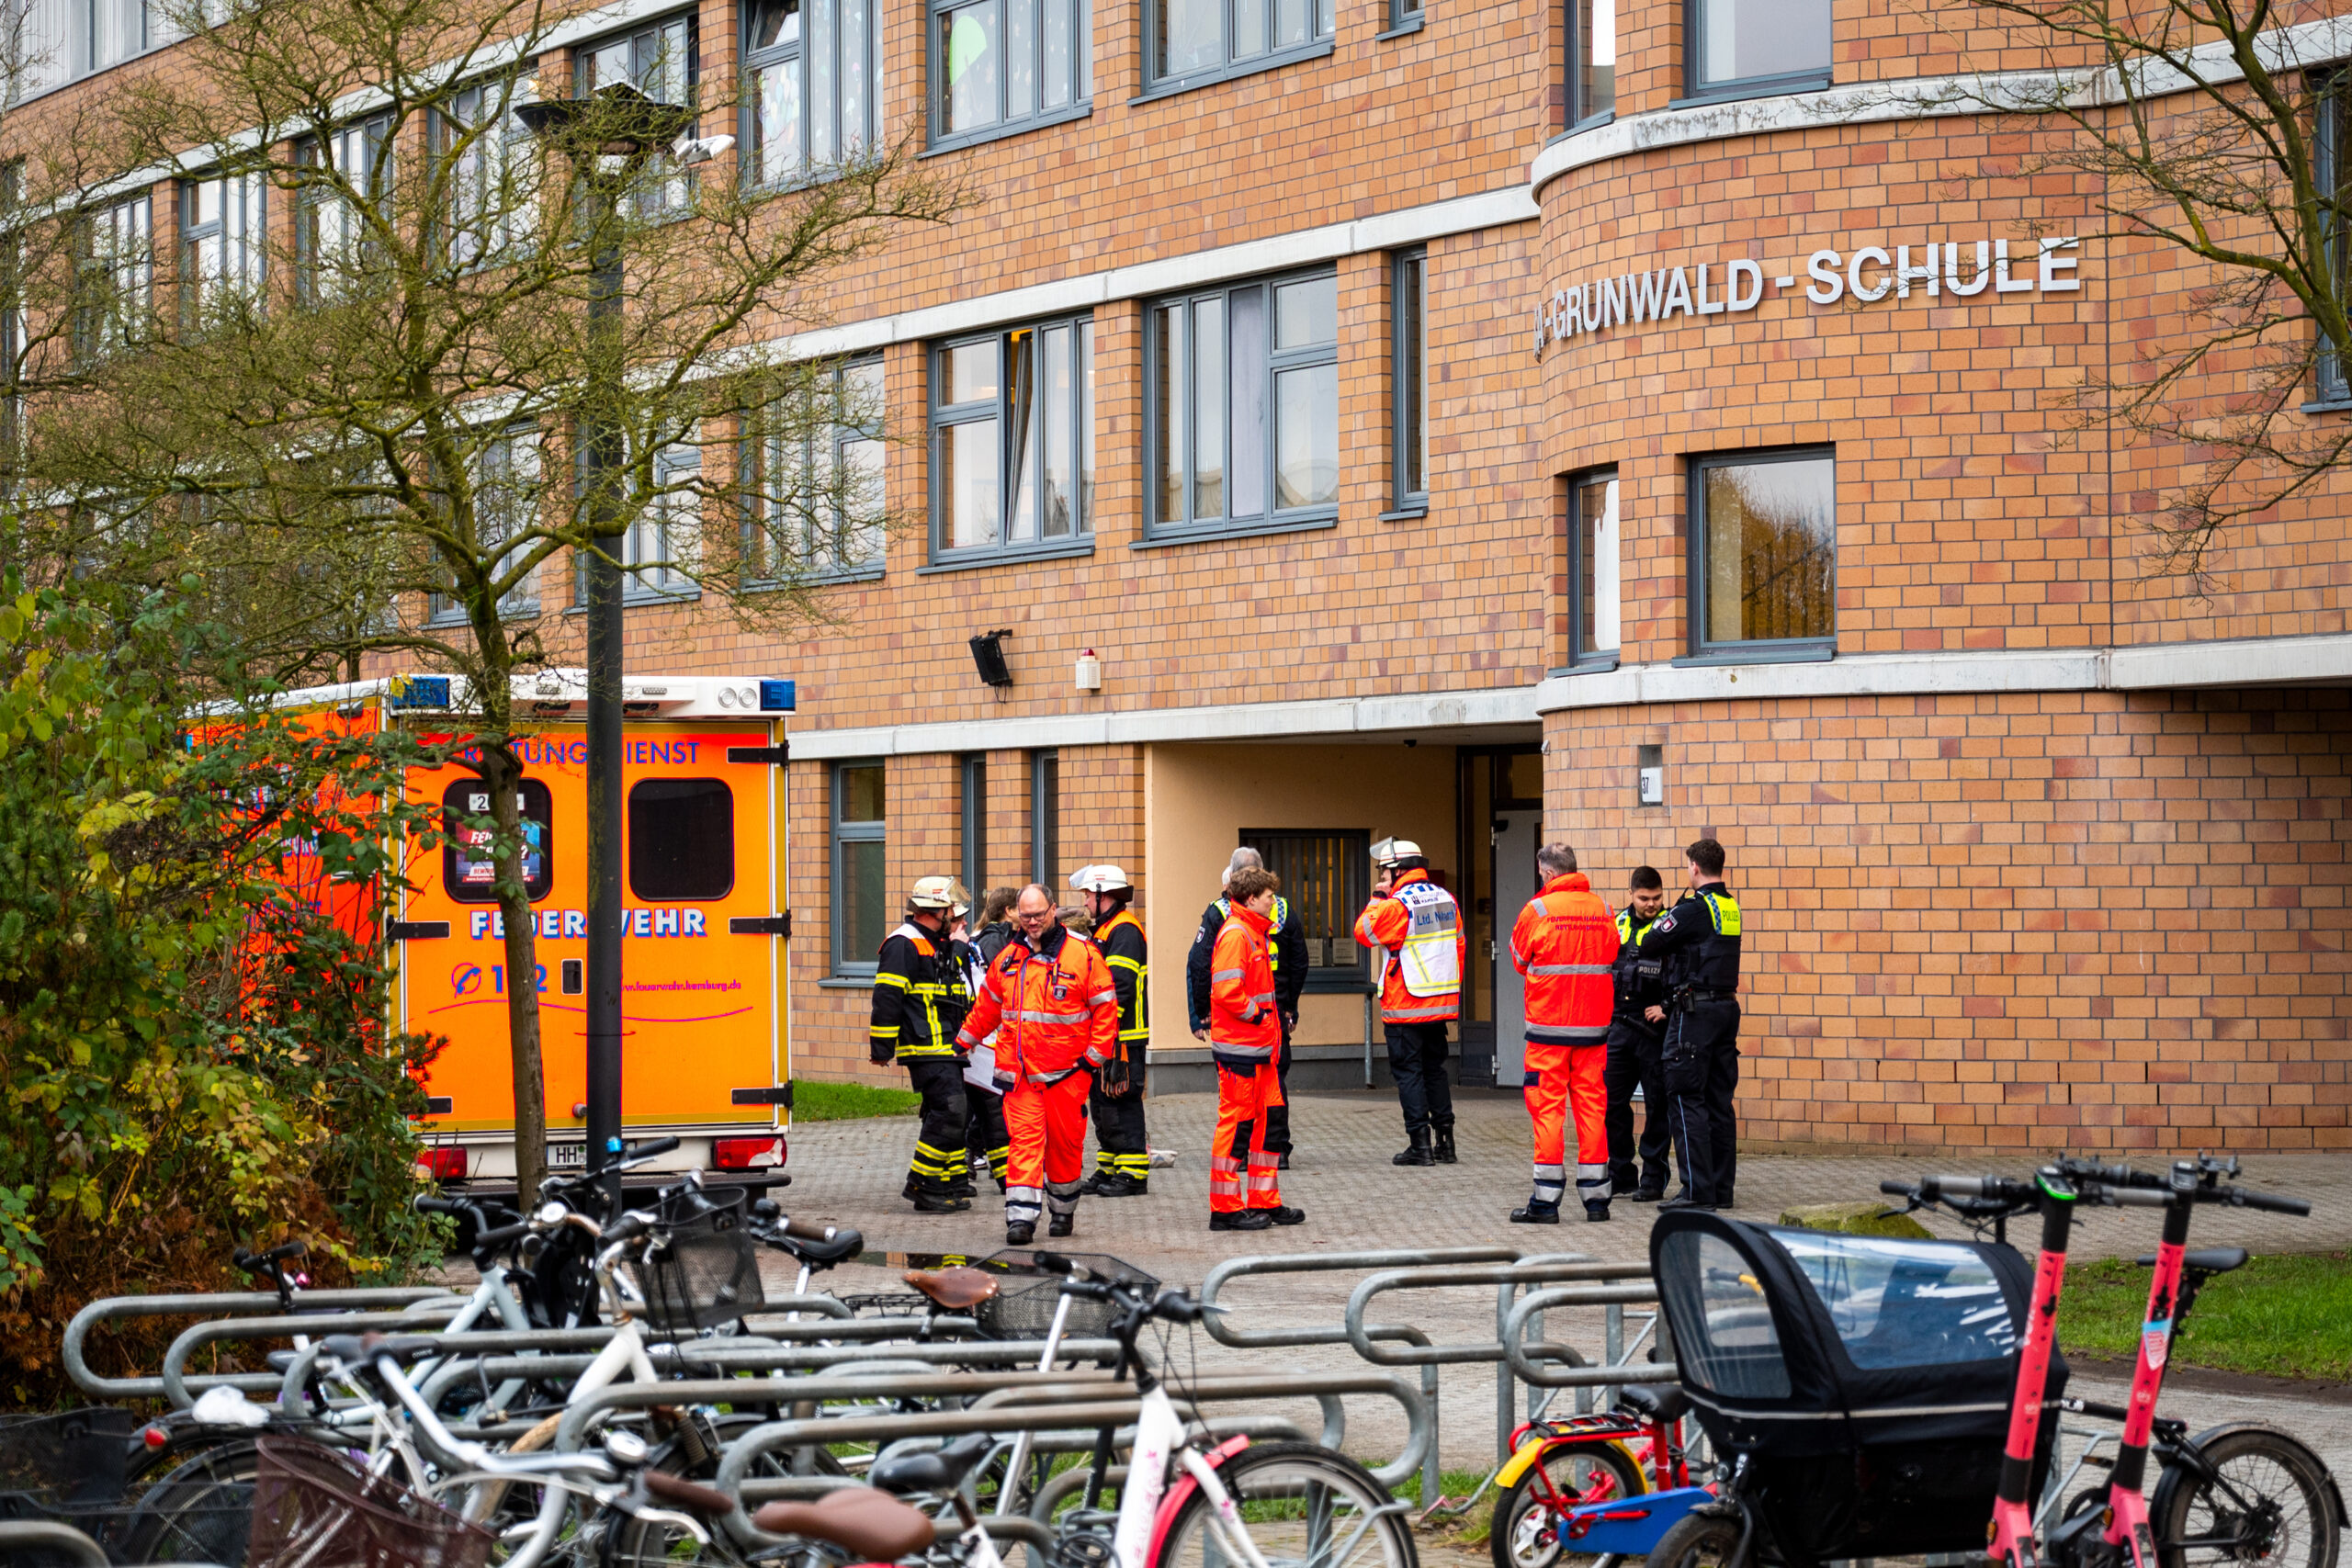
[
  {"x1": 904, "y1": 1056, "x2": 971, "y2": 1196},
  {"x1": 1604, "y1": 1016, "x2": 1670, "y2": 1193},
  {"x1": 1385, "y1": 1021, "x2": 1455, "y2": 1138},
  {"x1": 1661, "y1": 998, "x2": 1739, "y2": 1207},
  {"x1": 1089, "y1": 1045, "x2": 1149, "y2": 1180},
  {"x1": 965, "y1": 1078, "x2": 1009, "y2": 1190}
]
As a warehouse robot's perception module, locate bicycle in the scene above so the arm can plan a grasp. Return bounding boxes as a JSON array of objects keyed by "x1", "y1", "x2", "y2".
[{"x1": 1490, "y1": 1382, "x2": 1697, "y2": 1568}]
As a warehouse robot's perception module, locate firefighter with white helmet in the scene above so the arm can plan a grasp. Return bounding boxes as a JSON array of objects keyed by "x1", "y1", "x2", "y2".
[
  {"x1": 871, "y1": 874, "x2": 976, "y2": 1213},
  {"x1": 1072, "y1": 863, "x2": 1150, "y2": 1195},
  {"x1": 1353, "y1": 836, "x2": 1466, "y2": 1167}
]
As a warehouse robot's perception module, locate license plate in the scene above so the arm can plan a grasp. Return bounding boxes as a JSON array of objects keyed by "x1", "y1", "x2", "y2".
[{"x1": 548, "y1": 1143, "x2": 586, "y2": 1168}]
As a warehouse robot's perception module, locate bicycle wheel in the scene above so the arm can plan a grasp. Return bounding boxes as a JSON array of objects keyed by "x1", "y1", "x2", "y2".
[
  {"x1": 2152, "y1": 1425, "x2": 2344, "y2": 1568},
  {"x1": 1644, "y1": 1511, "x2": 1741, "y2": 1568},
  {"x1": 1154, "y1": 1440, "x2": 1416, "y2": 1568},
  {"x1": 1492, "y1": 1441, "x2": 1645, "y2": 1568}
]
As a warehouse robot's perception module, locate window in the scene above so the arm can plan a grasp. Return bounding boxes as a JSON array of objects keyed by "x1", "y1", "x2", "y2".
[
  {"x1": 831, "y1": 760, "x2": 886, "y2": 974},
  {"x1": 625, "y1": 444, "x2": 701, "y2": 600},
  {"x1": 1656, "y1": 1229, "x2": 1790, "y2": 1397},
  {"x1": 1028, "y1": 750, "x2": 1057, "y2": 890},
  {"x1": 579, "y1": 17, "x2": 695, "y2": 219},
  {"x1": 628, "y1": 778, "x2": 735, "y2": 899},
  {"x1": 1151, "y1": 269, "x2": 1337, "y2": 537},
  {"x1": 432, "y1": 425, "x2": 542, "y2": 624},
  {"x1": 1148, "y1": 0, "x2": 1330, "y2": 91},
  {"x1": 745, "y1": 357, "x2": 884, "y2": 582},
  {"x1": 443, "y1": 777, "x2": 555, "y2": 903},
  {"x1": 1387, "y1": 0, "x2": 1420, "y2": 31},
  {"x1": 443, "y1": 76, "x2": 537, "y2": 269},
  {"x1": 1569, "y1": 467, "x2": 1619, "y2": 664},
  {"x1": 180, "y1": 170, "x2": 263, "y2": 324},
  {"x1": 1392, "y1": 251, "x2": 1425, "y2": 512},
  {"x1": 1690, "y1": 447, "x2": 1835, "y2": 658},
  {"x1": 2320, "y1": 80, "x2": 2349, "y2": 404},
  {"x1": 74, "y1": 191, "x2": 150, "y2": 362},
  {"x1": 1240, "y1": 829, "x2": 1369, "y2": 991},
  {"x1": 745, "y1": 0, "x2": 881, "y2": 187},
  {"x1": 932, "y1": 318, "x2": 1094, "y2": 562},
  {"x1": 959, "y1": 753, "x2": 987, "y2": 897},
  {"x1": 1568, "y1": 0, "x2": 1614, "y2": 124},
  {"x1": 1686, "y1": 0, "x2": 1830, "y2": 100},
  {"x1": 933, "y1": 0, "x2": 1089, "y2": 144},
  {"x1": 300, "y1": 115, "x2": 391, "y2": 300}
]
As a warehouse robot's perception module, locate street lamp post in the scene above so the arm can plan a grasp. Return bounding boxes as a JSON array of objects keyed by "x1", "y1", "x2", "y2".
[{"x1": 516, "y1": 85, "x2": 724, "y2": 1213}]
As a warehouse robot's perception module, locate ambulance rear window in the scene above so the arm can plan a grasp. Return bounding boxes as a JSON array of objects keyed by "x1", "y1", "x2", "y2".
[
  {"x1": 444, "y1": 778, "x2": 554, "y2": 903},
  {"x1": 629, "y1": 778, "x2": 734, "y2": 900}
]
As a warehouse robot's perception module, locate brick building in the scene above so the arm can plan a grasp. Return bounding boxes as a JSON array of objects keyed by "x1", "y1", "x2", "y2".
[{"x1": 26, "y1": 0, "x2": 2351, "y2": 1149}]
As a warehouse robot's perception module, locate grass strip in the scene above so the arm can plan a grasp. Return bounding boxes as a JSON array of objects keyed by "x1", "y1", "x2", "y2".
[
  {"x1": 792, "y1": 1079, "x2": 922, "y2": 1121},
  {"x1": 2056, "y1": 1250, "x2": 2352, "y2": 1383}
]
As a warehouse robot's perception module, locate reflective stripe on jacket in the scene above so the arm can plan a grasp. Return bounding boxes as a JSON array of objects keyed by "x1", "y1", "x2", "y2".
[
  {"x1": 1509, "y1": 873, "x2": 1615, "y2": 1047},
  {"x1": 953, "y1": 922, "x2": 1118, "y2": 1083},
  {"x1": 1208, "y1": 904, "x2": 1281, "y2": 1064},
  {"x1": 1354, "y1": 870, "x2": 1465, "y2": 1024},
  {"x1": 870, "y1": 922, "x2": 969, "y2": 1057}
]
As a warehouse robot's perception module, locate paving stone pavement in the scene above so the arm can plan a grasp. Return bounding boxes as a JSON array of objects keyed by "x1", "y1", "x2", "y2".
[{"x1": 767, "y1": 1089, "x2": 2352, "y2": 1483}]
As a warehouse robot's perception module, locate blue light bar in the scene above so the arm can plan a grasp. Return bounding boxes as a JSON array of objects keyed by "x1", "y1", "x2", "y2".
[
  {"x1": 390, "y1": 675, "x2": 452, "y2": 709},
  {"x1": 758, "y1": 679, "x2": 797, "y2": 713}
]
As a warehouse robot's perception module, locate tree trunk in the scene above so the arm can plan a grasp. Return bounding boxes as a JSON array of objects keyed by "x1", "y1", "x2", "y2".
[{"x1": 479, "y1": 737, "x2": 548, "y2": 1205}]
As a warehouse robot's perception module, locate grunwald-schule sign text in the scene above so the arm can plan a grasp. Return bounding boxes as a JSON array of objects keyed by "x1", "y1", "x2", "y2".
[{"x1": 1532, "y1": 236, "x2": 2082, "y2": 358}]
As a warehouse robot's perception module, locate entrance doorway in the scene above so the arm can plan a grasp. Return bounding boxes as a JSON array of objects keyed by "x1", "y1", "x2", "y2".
[
  {"x1": 1453, "y1": 746, "x2": 1544, "y2": 1087},
  {"x1": 1489, "y1": 808, "x2": 1541, "y2": 1088}
]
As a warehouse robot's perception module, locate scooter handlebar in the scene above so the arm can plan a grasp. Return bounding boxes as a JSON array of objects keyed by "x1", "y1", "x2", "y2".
[
  {"x1": 2226, "y1": 1188, "x2": 2310, "y2": 1215},
  {"x1": 2101, "y1": 1186, "x2": 2171, "y2": 1208}
]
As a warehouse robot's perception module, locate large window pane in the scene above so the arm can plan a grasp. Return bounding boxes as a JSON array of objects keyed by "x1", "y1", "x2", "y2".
[
  {"x1": 1274, "y1": 275, "x2": 1335, "y2": 348},
  {"x1": 1193, "y1": 296, "x2": 1224, "y2": 519},
  {"x1": 1690, "y1": 0, "x2": 1829, "y2": 92},
  {"x1": 1572, "y1": 0, "x2": 1614, "y2": 121},
  {"x1": 1156, "y1": 305, "x2": 1184, "y2": 523},
  {"x1": 1229, "y1": 286, "x2": 1266, "y2": 518},
  {"x1": 756, "y1": 52, "x2": 804, "y2": 182},
  {"x1": 1006, "y1": 326, "x2": 1038, "y2": 541},
  {"x1": 1574, "y1": 470, "x2": 1619, "y2": 659},
  {"x1": 629, "y1": 778, "x2": 735, "y2": 900},
  {"x1": 1159, "y1": 0, "x2": 1219, "y2": 78},
  {"x1": 948, "y1": 340, "x2": 998, "y2": 403},
  {"x1": 840, "y1": 840, "x2": 887, "y2": 963},
  {"x1": 1042, "y1": 324, "x2": 1073, "y2": 537},
  {"x1": 841, "y1": 761, "x2": 885, "y2": 821},
  {"x1": 1042, "y1": 0, "x2": 1072, "y2": 107},
  {"x1": 1274, "y1": 363, "x2": 1336, "y2": 509},
  {"x1": 946, "y1": 418, "x2": 1000, "y2": 547},
  {"x1": 944, "y1": 2, "x2": 1001, "y2": 132},
  {"x1": 1394, "y1": 251, "x2": 1425, "y2": 502},
  {"x1": 1699, "y1": 452, "x2": 1835, "y2": 647},
  {"x1": 1006, "y1": 0, "x2": 1035, "y2": 117}
]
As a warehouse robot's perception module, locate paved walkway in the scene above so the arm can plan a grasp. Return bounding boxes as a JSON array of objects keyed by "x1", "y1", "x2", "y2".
[{"x1": 768, "y1": 1089, "x2": 2352, "y2": 1481}]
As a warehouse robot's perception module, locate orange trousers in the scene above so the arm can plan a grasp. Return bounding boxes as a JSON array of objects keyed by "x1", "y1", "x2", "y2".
[
  {"x1": 1002, "y1": 1072, "x2": 1091, "y2": 1229},
  {"x1": 1524, "y1": 1042, "x2": 1609, "y2": 1208},
  {"x1": 1209, "y1": 1062, "x2": 1283, "y2": 1213}
]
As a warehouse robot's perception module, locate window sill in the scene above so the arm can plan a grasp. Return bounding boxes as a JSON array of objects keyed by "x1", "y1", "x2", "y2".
[
  {"x1": 1668, "y1": 73, "x2": 1832, "y2": 111},
  {"x1": 564, "y1": 590, "x2": 705, "y2": 614},
  {"x1": 1542, "y1": 110, "x2": 1614, "y2": 149},
  {"x1": 1670, "y1": 643, "x2": 1835, "y2": 669},
  {"x1": 1132, "y1": 512, "x2": 1340, "y2": 548},
  {"x1": 747, "y1": 564, "x2": 887, "y2": 589},
  {"x1": 1377, "y1": 502, "x2": 1428, "y2": 523},
  {"x1": 918, "y1": 536, "x2": 1095, "y2": 575},
  {"x1": 818, "y1": 974, "x2": 876, "y2": 990},
  {"x1": 1374, "y1": 14, "x2": 1424, "y2": 39},
  {"x1": 1546, "y1": 656, "x2": 1620, "y2": 676},
  {"x1": 2301, "y1": 397, "x2": 2352, "y2": 415},
  {"x1": 923, "y1": 101, "x2": 1093, "y2": 157},
  {"x1": 1130, "y1": 39, "x2": 1335, "y2": 106}
]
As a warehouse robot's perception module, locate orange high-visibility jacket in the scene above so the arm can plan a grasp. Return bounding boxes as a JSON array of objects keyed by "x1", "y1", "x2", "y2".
[
  {"x1": 1209, "y1": 903, "x2": 1281, "y2": 1062},
  {"x1": 1354, "y1": 869, "x2": 1466, "y2": 1025},
  {"x1": 1509, "y1": 871, "x2": 1617, "y2": 1048},
  {"x1": 955, "y1": 923, "x2": 1118, "y2": 1085}
]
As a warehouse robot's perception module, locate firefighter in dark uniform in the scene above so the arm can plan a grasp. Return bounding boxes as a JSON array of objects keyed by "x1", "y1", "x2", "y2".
[
  {"x1": 1604, "y1": 865, "x2": 1672, "y2": 1203},
  {"x1": 870, "y1": 875, "x2": 975, "y2": 1213},
  {"x1": 1636, "y1": 838, "x2": 1742, "y2": 1213},
  {"x1": 1187, "y1": 849, "x2": 1308, "y2": 1165},
  {"x1": 1074, "y1": 865, "x2": 1151, "y2": 1195}
]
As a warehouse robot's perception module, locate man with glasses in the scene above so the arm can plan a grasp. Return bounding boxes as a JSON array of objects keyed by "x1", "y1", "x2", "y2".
[{"x1": 956, "y1": 886, "x2": 1120, "y2": 1245}]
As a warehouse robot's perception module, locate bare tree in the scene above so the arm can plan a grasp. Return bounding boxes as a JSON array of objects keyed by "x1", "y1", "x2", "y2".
[{"x1": 1, "y1": 0, "x2": 966, "y2": 1194}]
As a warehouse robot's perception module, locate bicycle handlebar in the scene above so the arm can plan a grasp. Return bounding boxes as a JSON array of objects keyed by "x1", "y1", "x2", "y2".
[
  {"x1": 2219, "y1": 1187, "x2": 2309, "y2": 1215},
  {"x1": 474, "y1": 1220, "x2": 533, "y2": 1250},
  {"x1": 232, "y1": 1240, "x2": 308, "y2": 1269}
]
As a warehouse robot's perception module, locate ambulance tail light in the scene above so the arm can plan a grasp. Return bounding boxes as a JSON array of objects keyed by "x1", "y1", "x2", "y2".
[
  {"x1": 714, "y1": 1136, "x2": 783, "y2": 1171},
  {"x1": 418, "y1": 1145, "x2": 468, "y2": 1181}
]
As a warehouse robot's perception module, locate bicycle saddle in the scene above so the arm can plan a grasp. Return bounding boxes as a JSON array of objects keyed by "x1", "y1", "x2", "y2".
[
  {"x1": 1618, "y1": 1383, "x2": 1691, "y2": 1425},
  {"x1": 318, "y1": 1333, "x2": 445, "y2": 1366},
  {"x1": 2134, "y1": 1247, "x2": 2248, "y2": 1275},
  {"x1": 869, "y1": 1434, "x2": 995, "y2": 1496},
  {"x1": 906, "y1": 1267, "x2": 999, "y2": 1311},
  {"x1": 642, "y1": 1469, "x2": 736, "y2": 1518},
  {"x1": 777, "y1": 1223, "x2": 864, "y2": 1266},
  {"x1": 753, "y1": 1486, "x2": 938, "y2": 1556}
]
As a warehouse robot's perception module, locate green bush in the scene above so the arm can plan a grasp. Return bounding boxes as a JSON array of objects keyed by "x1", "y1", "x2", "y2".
[{"x1": 793, "y1": 1080, "x2": 923, "y2": 1122}]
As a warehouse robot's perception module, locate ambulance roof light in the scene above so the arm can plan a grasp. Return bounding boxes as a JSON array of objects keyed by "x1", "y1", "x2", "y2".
[{"x1": 758, "y1": 679, "x2": 796, "y2": 712}]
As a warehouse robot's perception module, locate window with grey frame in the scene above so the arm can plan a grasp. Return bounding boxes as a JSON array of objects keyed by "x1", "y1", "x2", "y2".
[
  {"x1": 1567, "y1": 466, "x2": 1619, "y2": 666},
  {"x1": 745, "y1": 0, "x2": 882, "y2": 190},
  {"x1": 1385, "y1": 0, "x2": 1420, "y2": 32},
  {"x1": 1152, "y1": 268, "x2": 1338, "y2": 537},
  {"x1": 74, "y1": 191, "x2": 150, "y2": 364},
  {"x1": 1689, "y1": 446, "x2": 1835, "y2": 660},
  {"x1": 1685, "y1": 0, "x2": 1829, "y2": 102},
  {"x1": 180, "y1": 170, "x2": 263, "y2": 327},
  {"x1": 745, "y1": 357, "x2": 885, "y2": 582},
  {"x1": 577, "y1": 16, "x2": 695, "y2": 219},
  {"x1": 299, "y1": 115, "x2": 391, "y2": 301},
  {"x1": 932, "y1": 317, "x2": 1094, "y2": 562},
  {"x1": 960, "y1": 753, "x2": 987, "y2": 896},
  {"x1": 1028, "y1": 750, "x2": 1057, "y2": 891},
  {"x1": 932, "y1": 0, "x2": 1090, "y2": 147},
  {"x1": 831, "y1": 759, "x2": 886, "y2": 975},
  {"x1": 1392, "y1": 250, "x2": 1426, "y2": 513},
  {"x1": 1148, "y1": 0, "x2": 1330, "y2": 93},
  {"x1": 442, "y1": 76, "x2": 537, "y2": 270},
  {"x1": 1240, "y1": 829, "x2": 1370, "y2": 991},
  {"x1": 2318, "y1": 74, "x2": 2349, "y2": 404},
  {"x1": 430, "y1": 425, "x2": 542, "y2": 625},
  {"x1": 1567, "y1": 0, "x2": 1614, "y2": 124}
]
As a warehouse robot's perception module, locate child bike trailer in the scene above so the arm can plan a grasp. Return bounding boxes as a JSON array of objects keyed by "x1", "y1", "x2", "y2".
[{"x1": 1648, "y1": 1209, "x2": 2066, "y2": 1565}]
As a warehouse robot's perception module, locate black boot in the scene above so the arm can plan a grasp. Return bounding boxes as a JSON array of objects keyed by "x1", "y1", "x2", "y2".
[
  {"x1": 1510, "y1": 1200, "x2": 1560, "y2": 1224},
  {"x1": 1392, "y1": 1130, "x2": 1435, "y2": 1167},
  {"x1": 1005, "y1": 1221, "x2": 1035, "y2": 1246},
  {"x1": 1047, "y1": 1213, "x2": 1075, "y2": 1238},
  {"x1": 1432, "y1": 1126, "x2": 1458, "y2": 1165},
  {"x1": 910, "y1": 1190, "x2": 971, "y2": 1214}
]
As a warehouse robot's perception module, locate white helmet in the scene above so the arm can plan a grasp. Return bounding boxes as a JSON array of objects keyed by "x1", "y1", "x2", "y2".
[
  {"x1": 1070, "y1": 863, "x2": 1132, "y2": 895},
  {"x1": 1371, "y1": 837, "x2": 1423, "y2": 868},
  {"x1": 909, "y1": 875, "x2": 959, "y2": 909}
]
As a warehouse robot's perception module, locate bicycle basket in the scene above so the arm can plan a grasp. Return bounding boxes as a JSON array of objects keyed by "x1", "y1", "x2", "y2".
[
  {"x1": 0, "y1": 1408, "x2": 134, "y2": 1504},
  {"x1": 969, "y1": 1250, "x2": 1158, "y2": 1343},
  {"x1": 245, "y1": 1438, "x2": 493, "y2": 1568},
  {"x1": 0, "y1": 1477, "x2": 255, "y2": 1568},
  {"x1": 639, "y1": 1184, "x2": 766, "y2": 1331}
]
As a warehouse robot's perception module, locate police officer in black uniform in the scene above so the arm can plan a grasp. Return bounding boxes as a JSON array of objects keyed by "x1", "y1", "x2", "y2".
[
  {"x1": 1604, "y1": 864, "x2": 1673, "y2": 1202},
  {"x1": 870, "y1": 875, "x2": 975, "y2": 1213},
  {"x1": 1636, "y1": 838, "x2": 1742, "y2": 1213}
]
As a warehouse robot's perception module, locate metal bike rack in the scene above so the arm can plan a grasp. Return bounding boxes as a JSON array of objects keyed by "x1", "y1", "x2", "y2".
[
  {"x1": 62, "y1": 1287, "x2": 461, "y2": 1399},
  {"x1": 1501, "y1": 1282, "x2": 1673, "y2": 1392}
]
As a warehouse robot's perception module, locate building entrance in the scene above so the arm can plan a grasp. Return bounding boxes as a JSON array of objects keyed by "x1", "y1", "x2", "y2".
[{"x1": 1489, "y1": 807, "x2": 1541, "y2": 1088}]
